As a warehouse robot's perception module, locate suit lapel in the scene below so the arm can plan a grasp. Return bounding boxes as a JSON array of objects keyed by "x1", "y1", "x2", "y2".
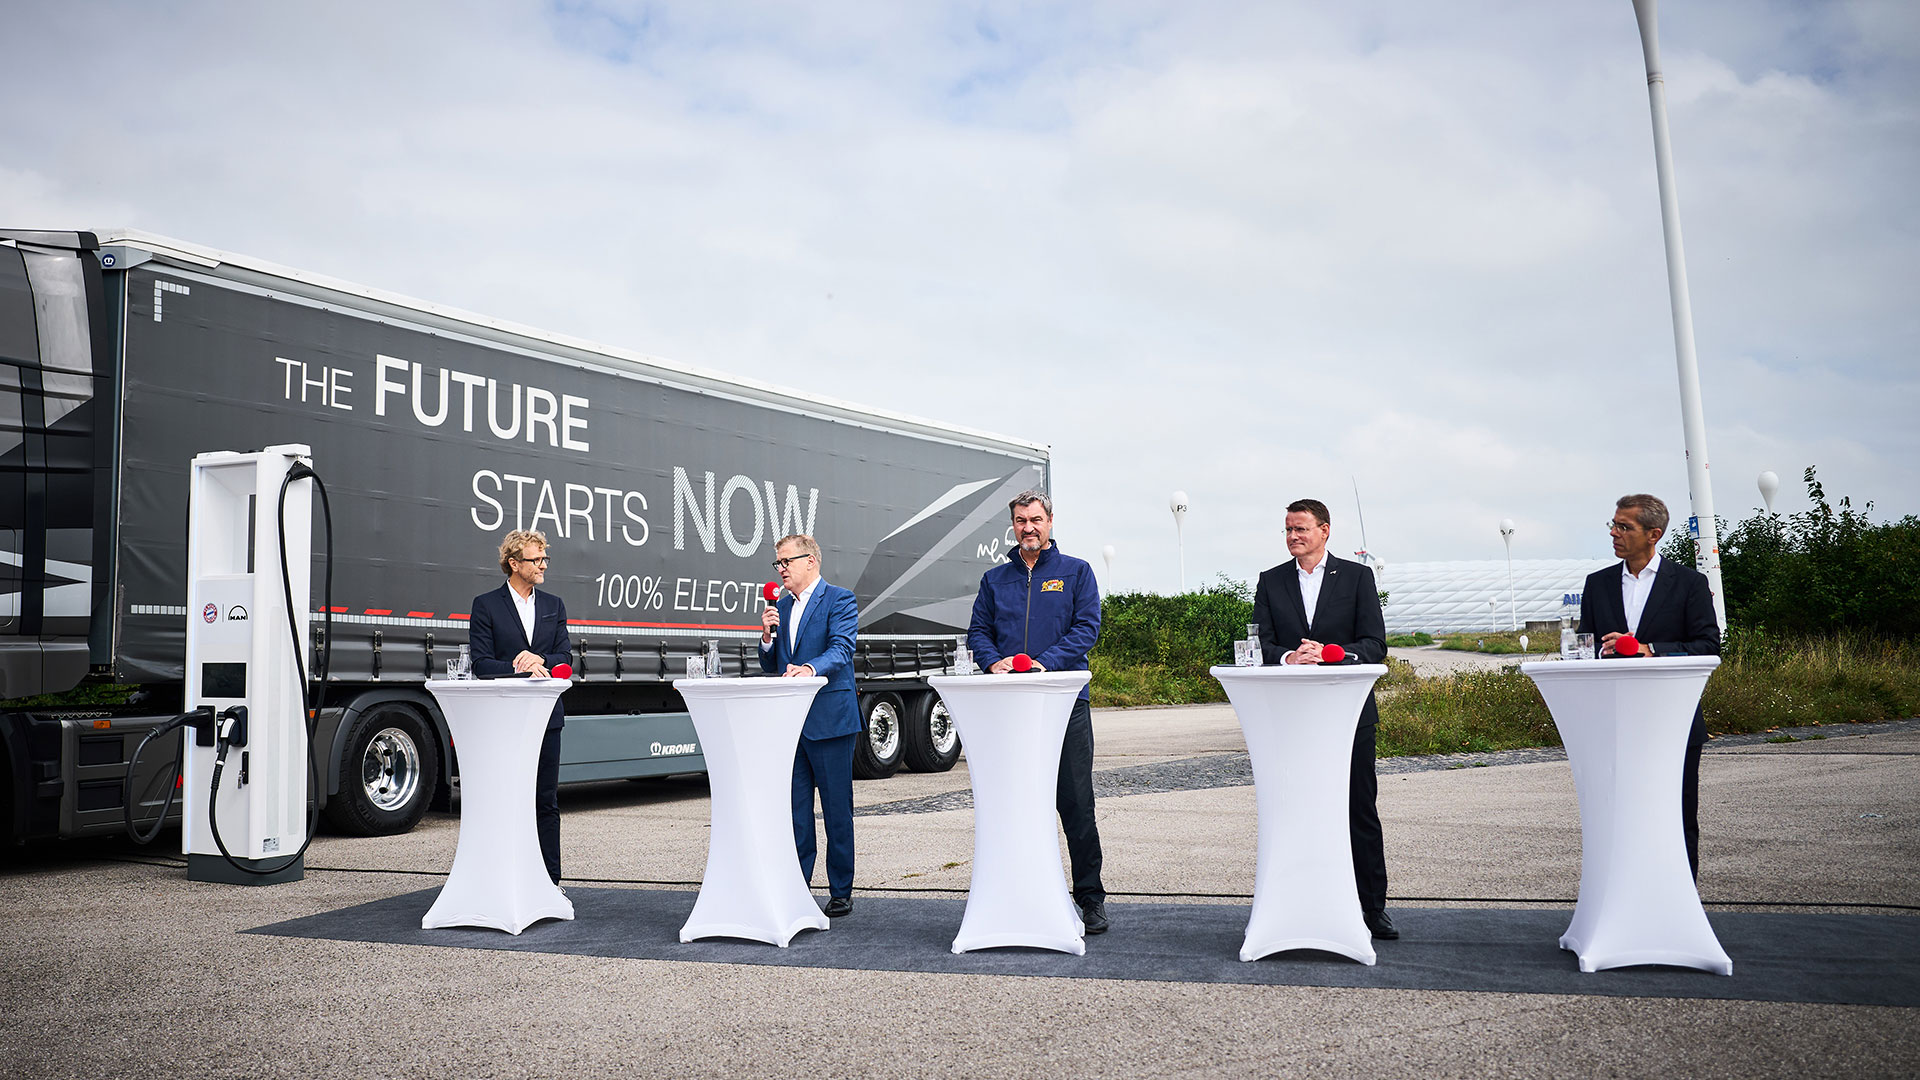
[
  {"x1": 498, "y1": 584, "x2": 531, "y2": 654},
  {"x1": 1310, "y1": 558, "x2": 1341, "y2": 633},
  {"x1": 1282, "y1": 563, "x2": 1310, "y2": 632},
  {"x1": 797, "y1": 582, "x2": 830, "y2": 646},
  {"x1": 1640, "y1": 560, "x2": 1680, "y2": 632}
]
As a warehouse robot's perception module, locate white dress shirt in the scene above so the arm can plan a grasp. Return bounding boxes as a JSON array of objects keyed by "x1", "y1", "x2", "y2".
[
  {"x1": 1281, "y1": 553, "x2": 1332, "y2": 663},
  {"x1": 510, "y1": 584, "x2": 538, "y2": 645},
  {"x1": 1621, "y1": 554, "x2": 1662, "y2": 637},
  {"x1": 1297, "y1": 553, "x2": 1330, "y2": 628}
]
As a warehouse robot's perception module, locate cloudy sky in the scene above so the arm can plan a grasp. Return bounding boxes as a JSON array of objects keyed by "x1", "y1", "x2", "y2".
[{"x1": 6, "y1": 0, "x2": 1915, "y2": 593}]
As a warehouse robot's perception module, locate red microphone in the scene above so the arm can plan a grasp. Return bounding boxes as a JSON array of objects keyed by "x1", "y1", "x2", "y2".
[
  {"x1": 763, "y1": 581, "x2": 780, "y2": 604},
  {"x1": 1011, "y1": 653, "x2": 1033, "y2": 672},
  {"x1": 551, "y1": 663, "x2": 573, "y2": 680},
  {"x1": 1321, "y1": 644, "x2": 1346, "y2": 664},
  {"x1": 1614, "y1": 635, "x2": 1641, "y2": 657}
]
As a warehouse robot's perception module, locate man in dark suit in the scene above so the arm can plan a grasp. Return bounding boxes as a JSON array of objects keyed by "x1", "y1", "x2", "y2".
[
  {"x1": 1578, "y1": 493, "x2": 1722, "y2": 877},
  {"x1": 1253, "y1": 498, "x2": 1395, "y2": 940},
  {"x1": 760, "y1": 533, "x2": 861, "y2": 918},
  {"x1": 467, "y1": 529, "x2": 573, "y2": 884}
]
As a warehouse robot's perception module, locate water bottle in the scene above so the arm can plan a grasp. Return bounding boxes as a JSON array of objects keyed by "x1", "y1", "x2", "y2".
[
  {"x1": 456, "y1": 644, "x2": 471, "y2": 678},
  {"x1": 1559, "y1": 616, "x2": 1575, "y2": 660},
  {"x1": 705, "y1": 638, "x2": 721, "y2": 677}
]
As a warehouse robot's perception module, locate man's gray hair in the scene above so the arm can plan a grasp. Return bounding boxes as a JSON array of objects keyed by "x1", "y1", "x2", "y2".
[
  {"x1": 775, "y1": 533, "x2": 822, "y2": 561},
  {"x1": 1616, "y1": 494, "x2": 1670, "y2": 533},
  {"x1": 1009, "y1": 489, "x2": 1053, "y2": 518}
]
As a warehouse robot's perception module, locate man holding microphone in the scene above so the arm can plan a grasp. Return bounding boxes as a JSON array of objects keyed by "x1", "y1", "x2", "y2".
[{"x1": 760, "y1": 533, "x2": 862, "y2": 917}]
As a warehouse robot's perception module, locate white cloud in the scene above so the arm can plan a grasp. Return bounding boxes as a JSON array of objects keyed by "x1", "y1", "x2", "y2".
[{"x1": 2, "y1": 0, "x2": 1912, "y2": 595}]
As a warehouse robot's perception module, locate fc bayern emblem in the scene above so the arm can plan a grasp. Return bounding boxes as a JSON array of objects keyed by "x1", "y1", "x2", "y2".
[{"x1": 203, "y1": 604, "x2": 218, "y2": 623}]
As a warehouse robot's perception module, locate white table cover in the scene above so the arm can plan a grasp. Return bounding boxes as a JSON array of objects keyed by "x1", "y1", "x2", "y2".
[
  {"x1": 930, "y1": 671, "x2": 1090, "y2": 956},
  {"x1": 1212, "y1": 664, "x2": 1387, "y2": 965},
  {"x1": 422, "y1": 678, "x2": 575, "y2": 934},
  {"x1": 1522, "y1": 656, "x2": 1731, "y2": 975},
  {"x1": 676, "y1": 676, "x2": 832, "y2": 947}
]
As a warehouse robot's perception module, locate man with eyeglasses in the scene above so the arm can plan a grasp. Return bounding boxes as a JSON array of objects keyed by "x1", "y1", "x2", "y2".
[
  {"x1": 468, "y1": 529, "x2": 574, "y2": 884},
  {"x1": 1252, "y1": 499, "x2": 1394, "y2": 939},
  {"x1": 760, "y1": 533, "x2": 861, "y2": 917},
  {"x1": 1578, "y1": 494, "x2": 1721, "y2": 877}
]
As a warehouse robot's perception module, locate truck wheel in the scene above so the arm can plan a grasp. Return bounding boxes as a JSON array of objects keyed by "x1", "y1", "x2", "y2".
[
  {"x1": 901, "y1": 691, "x2": 962, "y2": 772},
  {"x1": 324, "y1": 703, "x2": 436, "y2": 836},
  {"x1": 853, "y1": 693, "x2": 905, "y2": 779}
]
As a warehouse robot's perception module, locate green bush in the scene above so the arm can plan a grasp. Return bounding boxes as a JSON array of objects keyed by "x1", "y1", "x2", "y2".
[
  {"x1": 1385, "y1": 632, "x2": 1433, "y2": 647},
  {"x1": 1663, "y1": 467, "x2": 1920, "y2": 638},
  {"x1": 1091, "y1": 575, "x2": 1254, "y2": 707},
  {"x1": 1377, "y1": 667, "x2": 1557, "y2": 756}
]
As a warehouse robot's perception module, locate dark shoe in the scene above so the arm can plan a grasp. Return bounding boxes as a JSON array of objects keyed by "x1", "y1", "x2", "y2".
[
  {"x1": 1078, "y1": 899, "x2": 1110, "y2": 935},
  {"x1": 1363, "y1": 909, "x2": 1399, "y2": 940},
  {"x1": 823, "y1": 896, "x2": 853, "y2": 918}
]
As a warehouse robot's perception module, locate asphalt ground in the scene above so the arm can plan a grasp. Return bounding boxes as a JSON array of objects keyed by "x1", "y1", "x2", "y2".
[{"x1": 3, "y1": 705, "x2": 1917, "y2": 1078}]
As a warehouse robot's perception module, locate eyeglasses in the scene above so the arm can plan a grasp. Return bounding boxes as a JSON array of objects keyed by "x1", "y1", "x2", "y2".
[
  {"x1": 1284, "y1": 525, "x2": 1322, "y2": 536},
  {"x1": 773, "y1": 553, "x2": 816, "y2": 569},
  {"x1": 1606, "y1": 521, "x2": 1641, "y2": 534},
  {"x1": 513, "y1": 555, "x2": 552, "y2": 567}
]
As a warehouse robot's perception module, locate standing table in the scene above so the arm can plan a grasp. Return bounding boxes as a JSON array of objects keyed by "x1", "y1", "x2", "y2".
[
  {"x1": 1522, "y1": 656, "x2": 1731, "y2": 975},
  {"x1": 677, "y1": 676, "x2": 831, "y2": 947},
  {"x1": 422, "y1": 677, "x2": 574, "y2": 934},
  {"x1": 1212, "y1": 664, "x2": 1387, "y2": 964},
  {"x1": 930, "y1": 671, "x2": 1090, "y2": 956}
]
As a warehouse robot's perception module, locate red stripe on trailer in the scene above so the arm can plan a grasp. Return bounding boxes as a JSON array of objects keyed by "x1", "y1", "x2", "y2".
[
  {"x1": 406, "y1": 611, "x2": 434, "y2": 619},
  {"x1": 449, "y1": 613, "x2": 470, "y2": 620},
  {"x1": 364, "y1": 609, "x2": 392, "y2": 616}
]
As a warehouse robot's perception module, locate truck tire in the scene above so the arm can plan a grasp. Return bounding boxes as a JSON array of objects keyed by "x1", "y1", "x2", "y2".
[
  {"x1": 901, "y1": 691, "x2": 962, "y2": 772},
  {"x1": 324, "y1": 703, "x2": 436, "y2": 836},
  {"x1": 852, "y1": 693, "x2": 905, "y2": 780}
]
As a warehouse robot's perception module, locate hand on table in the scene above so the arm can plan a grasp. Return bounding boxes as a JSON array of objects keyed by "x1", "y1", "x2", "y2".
[
  {"x1": 513, "y1": 650, "x2": 550, "y2": 677},
  {"x1": 1286, "y1": 640, "x2": 1324, "y2": 665},
  {"x1": 783, "y1": 663, "x2": 815, "y2": 678}
]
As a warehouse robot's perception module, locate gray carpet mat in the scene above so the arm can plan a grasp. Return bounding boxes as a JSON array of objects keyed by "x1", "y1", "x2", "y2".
[{"x1": 247, "y1": 889, "x2": 1920, "y2": 1006}]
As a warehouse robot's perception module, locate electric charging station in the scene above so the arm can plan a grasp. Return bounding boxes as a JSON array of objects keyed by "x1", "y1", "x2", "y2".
[{"x1": 182, "y1": 445, "x2": 315, "y2": 885}]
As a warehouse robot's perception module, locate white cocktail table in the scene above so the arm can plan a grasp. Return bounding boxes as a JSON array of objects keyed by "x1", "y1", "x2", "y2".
[
  {"x1": 1522, "y1": 656, "x2": 1731, "y2": 975},
  {"x1": 421, "y1": 677, "x2": 575, "y2": 934},
  {"x1": 676, "y1": 675, "x2": 831, "y2": 947},
  {"x1": 930, "y1": 671, "x2": 1090, "y2": 956},
  {"x1": 1212, "y1": 663, "x2": 1387, "y2": 964}
]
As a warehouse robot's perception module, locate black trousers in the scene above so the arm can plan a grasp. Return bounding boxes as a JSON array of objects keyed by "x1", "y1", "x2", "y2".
[
  {"x1": 536, "y1": 725, "x2": 563, "y2": 883},
  {"x1": 1684, "y1": 706, "x2": 1706, "y2": 879},
  {"x1": 1058, "y1": 698, "x2": 1105, "y2": 904},
  {"x1": 1350, "y1": 722, "x2": 1388, "y2": 912}
]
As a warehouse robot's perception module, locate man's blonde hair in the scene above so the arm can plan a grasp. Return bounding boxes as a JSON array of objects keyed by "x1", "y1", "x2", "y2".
[
  {"x1": 498, "y1": 529, "x2": 550, "y2": 575},
  {"x1": 775, "y1": 534, "x2": 821, "y2": 562}
]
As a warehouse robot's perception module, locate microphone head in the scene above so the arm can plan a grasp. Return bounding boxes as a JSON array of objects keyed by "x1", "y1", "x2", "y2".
[
  {"x1": 1614, "y1": 635, "x2": 1640, "y2": 657},
  {"x1": 1321, "y1": 643, "x2": 1346, "y2": 664},
  {"x1": 762, "y1": 582, "x2": 780, "y2": 603},
  {"x1": 552, "y1": 663, "x2": 573, "y2": 680},
  {"x1": 1011, "y1": 653, "x2": 1033, "y2": 673}
]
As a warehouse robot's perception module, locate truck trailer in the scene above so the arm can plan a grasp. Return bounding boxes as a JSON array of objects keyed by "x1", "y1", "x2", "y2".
[{"x1": 0, "y1": 228, "x2": 1048, "y2": 844}]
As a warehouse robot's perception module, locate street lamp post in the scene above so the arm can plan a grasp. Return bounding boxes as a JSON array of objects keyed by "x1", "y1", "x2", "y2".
[
  {"x1": 1633, "y1": 0, "x2": 1728, "y2": 634},
  {"x1": 1499, "y1": 518, "x2": 1517, "y2": 631},
  {"x1": 1169, "y1": 492, "x2": 1189, "y2": 593}
]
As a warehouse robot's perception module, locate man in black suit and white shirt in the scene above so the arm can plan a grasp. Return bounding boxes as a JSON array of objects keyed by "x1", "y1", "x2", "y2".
[
  {"x1": 467, "y1": 529, "x2": 574, "y2": 884},
  {"x1": 1253, "y1": 499, "x2": 1395, "y2": 940},
  {"x1": 1578, "y1": 493, "x2": 1721, "y2": 878}
]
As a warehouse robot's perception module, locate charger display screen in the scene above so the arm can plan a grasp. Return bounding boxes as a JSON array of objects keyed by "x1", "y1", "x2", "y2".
[{"x1": 202, "y1": 662, "x2": 247, "y2": 699}]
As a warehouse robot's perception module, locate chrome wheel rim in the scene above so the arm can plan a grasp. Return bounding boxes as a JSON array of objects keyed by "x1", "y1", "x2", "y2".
[
  {"x1": 928, "y1": 701, "x2": 958, "y2": 755},
  {"x1": 361, "y1": 726, "x2": 422, "y2": 812},
  {"x1": 868, "y1": 701, "x2": 901, "y2": 761}
]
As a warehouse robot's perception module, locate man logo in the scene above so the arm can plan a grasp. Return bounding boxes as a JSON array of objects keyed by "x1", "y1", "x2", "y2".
[
  {"x1": 1041, "y1": 579, "x2": 1065, "y2": 592},
  {"x1": 228, "y1": 606, "x2": 249, "y2": 621}
]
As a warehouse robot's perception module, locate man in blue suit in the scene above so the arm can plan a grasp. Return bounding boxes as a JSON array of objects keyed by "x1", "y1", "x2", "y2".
[
  {"x1": 759, "y1": 533, "x2": 861, "y2": 917},
  {"x1": 467, "y1": 529, "x2": 573, "y2": 884}
]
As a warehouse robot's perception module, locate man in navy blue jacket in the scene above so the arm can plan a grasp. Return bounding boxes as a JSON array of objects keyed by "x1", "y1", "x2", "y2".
[
  {"x1": 467, "y1": 529, "x2": 573, "y2": 884},
  {"x1": 966, "y1": 490, "x2": 1108, "y2": 933},
  {"x1": 760, "y1": 533, "x2": 862, "y2": 917}
]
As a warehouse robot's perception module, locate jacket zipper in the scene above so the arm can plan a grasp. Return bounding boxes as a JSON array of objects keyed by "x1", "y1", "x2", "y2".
[{"x1": 1023, "y1": 559, "x2": 1034, "y2": 657}]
